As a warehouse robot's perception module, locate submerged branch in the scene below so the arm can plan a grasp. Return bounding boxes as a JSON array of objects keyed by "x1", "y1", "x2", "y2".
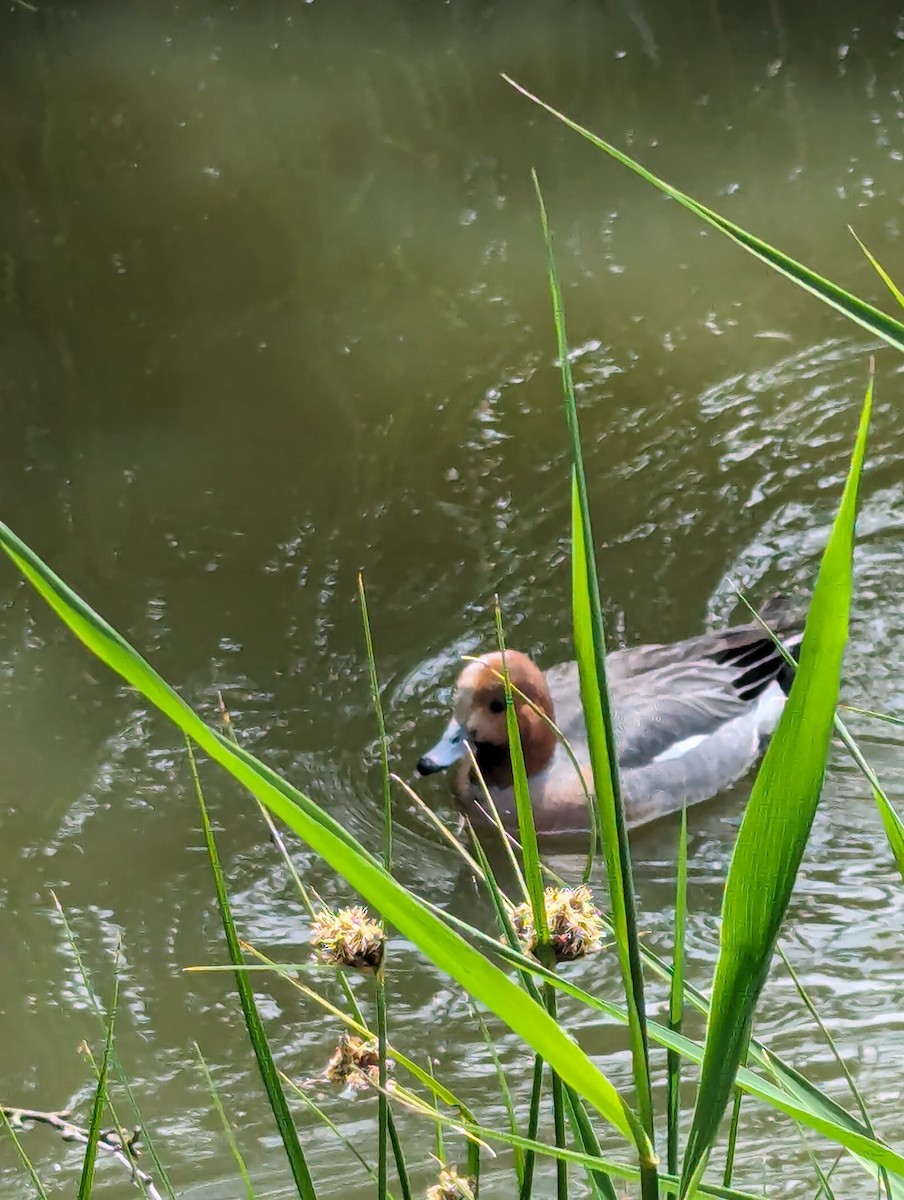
[{"x1": 1, "y1": 1105, "x2": 164, "y2": 1200}]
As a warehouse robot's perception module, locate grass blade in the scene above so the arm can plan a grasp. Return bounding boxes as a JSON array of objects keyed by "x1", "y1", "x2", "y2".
[
  {"x1": 375, "y1": 974, "x2": 390, "y2": 1200},
  {"x1": 507, "y1": 79, "x2": 904, "y2": 354},
  {"x1": 76, "y1": 976, "x2": 117, "y2": 1200},
  {"x1": 776, "y1": 944, "x2": 885, "y2": 1179},
  {"x1": 519, "y1": 1055, "x2": 545, "y2": 1200},
  {"x1": 833, "y1": 714, "x2": 904, "y2": 884},
  {"x1": 358, "y1": 572, "x2": 393, "y2": 871},
  {"x1": 680, "y1": 378, "x2": 872, "y2": 1194},
  {"x1": 667, "y1": 805, "x2": 688, "y2": 1177},
  {"x1": 473, "y1": 1007, "x2": 524, "y2": 1189},
  {"x1": 0, "y1": 519, "x2": 645, "y2": 1155},
  {"x1": 186, "y1": 742, "x2": 318, "y2": 1200},
  {"x1": 423, "y1": 888, "x2": 904, "y2": 1186},
  {"x1": 562, "y1": 1089, "x2": 620, "y2": 1200},
  {"x1": 533, "y1": 170, "x2": 656, "y2": 1182},
  {"x1": 849, "y1": 227, "x2": 904, "y2": 311}
]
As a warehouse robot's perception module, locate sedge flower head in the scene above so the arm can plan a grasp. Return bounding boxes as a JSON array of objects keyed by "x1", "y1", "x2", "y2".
[
  {"x1": 511, "y1": 884, "x2": 604, "y2": 963},
  {"x1": 310, "y1": 905, "x2": 385, "y2": 973}
]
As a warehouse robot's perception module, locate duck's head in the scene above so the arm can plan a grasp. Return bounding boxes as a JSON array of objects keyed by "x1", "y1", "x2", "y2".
[{"x1": 416, "y1": 651, "x2": 557, "y2": 790}]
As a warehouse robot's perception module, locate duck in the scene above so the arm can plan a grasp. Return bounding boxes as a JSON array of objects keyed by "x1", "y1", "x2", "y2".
[{"x1": 416, "y1": 598, "x2": 804, "y2": 837}]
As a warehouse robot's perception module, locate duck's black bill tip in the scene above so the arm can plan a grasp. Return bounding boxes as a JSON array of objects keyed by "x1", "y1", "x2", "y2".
[{"x1": 416, "y1": 755, "x2": 444, "y2": 776}]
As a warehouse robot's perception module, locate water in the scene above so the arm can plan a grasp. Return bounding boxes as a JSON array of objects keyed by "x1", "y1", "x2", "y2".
[{"x1": 2, "y1": 1, "x2": 904, "y2": 1195}]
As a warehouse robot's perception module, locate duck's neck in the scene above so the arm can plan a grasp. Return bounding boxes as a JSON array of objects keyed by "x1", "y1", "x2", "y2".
[
  {"x1": 471, "y1": 715, "x2": 556, "y2": 791},
  {"x1": 472, "y1": 739, "x2": 516, "y2": 790}
]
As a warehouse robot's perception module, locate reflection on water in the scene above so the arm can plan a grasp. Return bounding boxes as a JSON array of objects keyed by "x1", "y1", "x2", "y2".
[{"x1": 2, "y1": 0, "x2": 904, "y2": 1195}]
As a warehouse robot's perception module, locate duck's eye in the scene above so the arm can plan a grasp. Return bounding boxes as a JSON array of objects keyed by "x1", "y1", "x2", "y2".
[{"x1": 488, "y1": 698, "x2": 506, "y2": 714}]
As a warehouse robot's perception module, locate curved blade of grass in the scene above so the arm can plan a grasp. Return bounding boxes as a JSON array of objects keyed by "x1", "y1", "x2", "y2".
[
  {"x1": 401, "y1": 1104, "x2": 770, "y2": 1200},
  {"x1": 77, "y1": 976, "x2": 117, "y2": 1200},
  {"x1": 419, "y1": 898, "x2": 904, "y2": 1186},
  {"x1": 667, "y1": 805, "x2": 688, "y2": 1177},
  {"x1": 186, "y1": 743, "x2": 318, "y2": 1200},
  {"x1": 509, "y1": 79, "x2": 904, "y2": 354},
  {"x1": 679, "y1": 380, "x2": 871, "y2": 1194},
  {"x1": 533, "y1": 172, "x2": 656, "y2": 1183},
  {"x1": 0, "y1": 522, "x2": 646, "y2": 1153}
]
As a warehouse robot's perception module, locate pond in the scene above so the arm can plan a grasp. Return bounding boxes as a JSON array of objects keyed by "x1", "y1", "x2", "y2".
[{"x1": 2, "y1": 1, "x2": 904, "y2": 1196}]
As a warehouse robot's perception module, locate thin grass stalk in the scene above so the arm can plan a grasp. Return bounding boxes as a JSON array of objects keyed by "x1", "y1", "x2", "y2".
[
  {"x1": 519, "y1": 1055, "x2": 545, "y2": 1200},
  {"x1": 430, "y1": 1058, "x2": 445, "y2": 1167},
  {"x1": 466, "y1": 1137, "x2": 481, "y2": 1198},
  {"x1": 533, "y1": 173, "x2": 656, "y2": 1189},
  {"x1": 185, "y1": 742, "x2": 317, "y2": 1200},
  {"x1": 2, "y1": 1107, "x2": 50, "y2": 1200},
  {"x1": 733, "y1": 585, "x2": 904, "y2": 889},
  {"x1": 562, "y1": 1090, "x2": 620, "y2": 1200},
  {"x1": 218, "y1": 695, "x2": 385, "y2": 1078},
  {"x1": 76, "y1": 975, "x2": 117, "y2": 1200},
  {"x1": 473, "y1": 1006, "x2": 524, "y2": 1189},
  {"x1": 464, "y1": 741, "x2": 531, "y2": 900},
  {"x1": 461, "y1": 821, "x2": 616, "y2": 1195},
  {"x1": 544, "y1": 983, "x2": 569, "y2": 1200},
  {"x1": 49, "y1": 898, "x2": 176, "y2": 1200},
  {"x1": 667, "y1": 805, "x2": 688, "y2": 1177},
  {"x1": 834, "y1": 714, "x2": 904, "y2": 883},
  {"x1": 194, "y1": 1043, "x2": 255, "y2": 1200},
  {"x1": 493, "y1": 598, "x2": 548, "y2": 947},
  {"x1": 721, "y1": 1086, "x2": 743, "y2": 1189},
  {"x1": 777, "y1": 944, "x2": 888, "y2": 1199},
  {"x1": 387, "y1": 1111, "x2": 413, "y2": 1200},
  {"x1": 376, "y1": 973, "x2": 390, "y2": 1200},
  {"x1": 358, "y1": 572, "x2": 393, "y2": 871},
  {"x1": 285, "y1": 1081, "x2": 393, "y2": 1198}
]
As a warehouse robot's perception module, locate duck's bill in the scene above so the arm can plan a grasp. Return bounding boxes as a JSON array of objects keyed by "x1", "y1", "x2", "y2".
[{"x1": 416, "y1": 718, "x2": 468, "y2": 775}]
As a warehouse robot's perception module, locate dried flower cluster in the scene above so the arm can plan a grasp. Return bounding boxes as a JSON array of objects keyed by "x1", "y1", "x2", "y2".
[
  {"x1": 310, "y1": 905, "x2": 385, "y2": 972},
  {"x1": 324, "y1": 1032, "x2": 388, "y2": 1092},
  {"x1": 425, "y1": 1165, "x2": 476, "y2": 1200},
  {"x1": 511, "y1": 884, "x2": 604, "y2": 963}
]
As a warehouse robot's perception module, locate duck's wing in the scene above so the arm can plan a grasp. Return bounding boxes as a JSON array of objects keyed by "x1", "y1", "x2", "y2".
[
  {"x1": 612, "y1": 659, "x2": 756, "y2": 767},
  {"x1": 545, "y1": 598, "x2": 802, "y2": 774},
  {"x1": 610, "y1": 612, "x2": 803, "y2": 768}
]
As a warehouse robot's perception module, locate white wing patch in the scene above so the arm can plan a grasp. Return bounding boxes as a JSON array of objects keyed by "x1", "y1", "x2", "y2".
[{"x1": 652, "y1": 733, "x2": 708, "y2": 763}]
